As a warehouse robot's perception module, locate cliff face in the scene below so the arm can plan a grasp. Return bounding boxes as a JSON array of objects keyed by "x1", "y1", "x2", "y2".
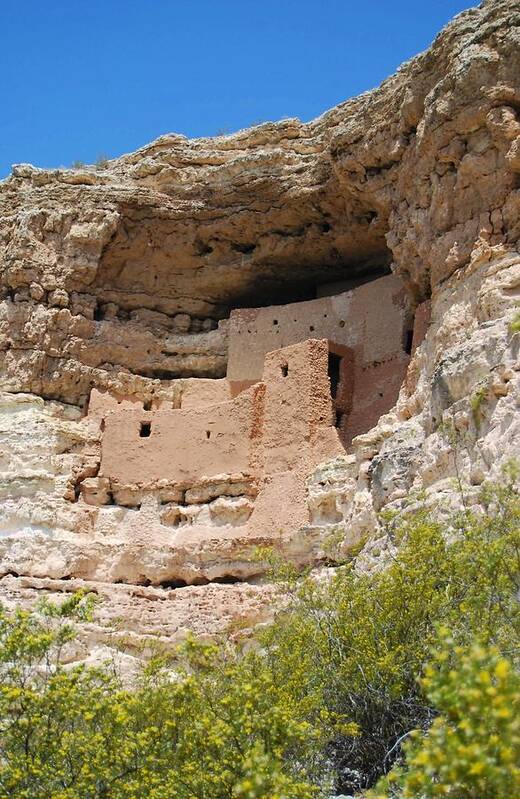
[{"x1": 0, "y1": 0, "x2": 519, "y2": 664}]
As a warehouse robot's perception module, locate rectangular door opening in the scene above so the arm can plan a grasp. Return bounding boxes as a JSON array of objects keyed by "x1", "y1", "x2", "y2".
[{"x1": 328, "y1": 352, "x2": 342, "y2": 400}]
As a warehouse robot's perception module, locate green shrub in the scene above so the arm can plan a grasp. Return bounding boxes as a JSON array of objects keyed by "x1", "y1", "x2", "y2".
[
  {"x1": 0, "y1": 597, "x2": 318, "y2": 798},
  {"x1": 470, "y1": 383, "x2": 488, "y2": 428},
  {"x1": 371, "y1": 633, "x2": 520, "y2": 798},
  {"x1": 261, "y1": 472, "x2": 519, "y2": 792},
  {"x1": 509, "y1": 308, "x2": 520, "y2": 334}
]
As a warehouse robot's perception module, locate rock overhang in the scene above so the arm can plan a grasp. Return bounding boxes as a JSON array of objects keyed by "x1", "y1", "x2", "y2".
[{"x1": 0, "y1": 0, "x2": 519, "y2": 663}]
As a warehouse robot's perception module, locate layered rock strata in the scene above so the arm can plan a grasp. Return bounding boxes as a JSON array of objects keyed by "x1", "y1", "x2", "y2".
[{"x1": 0, "y1": 0, "x2": 519, "y2": 662}]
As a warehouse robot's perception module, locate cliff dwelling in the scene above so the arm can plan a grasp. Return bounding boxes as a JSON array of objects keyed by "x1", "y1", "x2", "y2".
[
  {"x1": 1, "y1": 3, "x2": 520, "y2": 793},
  {"x1": 73, "y1": 270, "x2": 429, "y2": 585},
  {"x1": 0, "y1": 147, "x2": 434, "y2": 589},
  {"x1": 0, "y1": 0, "x2": 518, "y2": 667}
]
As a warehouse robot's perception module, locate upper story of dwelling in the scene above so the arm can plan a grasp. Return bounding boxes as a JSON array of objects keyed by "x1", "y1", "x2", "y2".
[
  {"x1": 225, "y1": 272, "x2": 427, "y2": 444},
  {"x1": 227, "y1": 273, "x2": 412, "y2": 386}
]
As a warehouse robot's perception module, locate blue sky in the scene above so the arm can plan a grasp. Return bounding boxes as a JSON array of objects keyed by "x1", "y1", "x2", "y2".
[{"x1": 1, "y1": 0, "x2": 477, "y2": 178}]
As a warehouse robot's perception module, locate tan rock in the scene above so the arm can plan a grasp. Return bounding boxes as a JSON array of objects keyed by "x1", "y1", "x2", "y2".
[
  {"x1": 172, "y1": 313, "x2": 191, "y2": 333},
  {"x1": 0, "y1": 0, "x2": 519, "y2": 659}
]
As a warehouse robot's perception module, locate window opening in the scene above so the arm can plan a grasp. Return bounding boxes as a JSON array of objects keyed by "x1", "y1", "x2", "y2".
[{"x1": 140, "y1": 421, "x2": 152, "y2": 437}]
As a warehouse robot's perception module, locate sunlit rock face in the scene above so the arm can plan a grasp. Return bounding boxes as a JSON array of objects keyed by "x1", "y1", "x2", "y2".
[{"x1": 0, "y1": 0, "x2": 519, "y2": 668}]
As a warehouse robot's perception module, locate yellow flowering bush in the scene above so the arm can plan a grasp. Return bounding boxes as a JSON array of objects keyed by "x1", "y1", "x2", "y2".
[
  {"x1": 0, "y1": 597, "x2": 318, "y2": 798},
  {"x1": 261, "y1": 470, "x2": 519, "y2": 792},
  {"x1": 371, "y1": 634, "x2": 520, "y2": 798}
]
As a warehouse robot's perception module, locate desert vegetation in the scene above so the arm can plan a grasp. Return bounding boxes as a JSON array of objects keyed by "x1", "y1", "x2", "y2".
[{"x1": 0, "y1": 467, "x2": 518, "y2": 798}]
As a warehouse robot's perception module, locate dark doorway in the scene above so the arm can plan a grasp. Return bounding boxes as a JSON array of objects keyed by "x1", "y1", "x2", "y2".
[{"x1": 328, "y1": 352, "x2": 342, "y2": 399}]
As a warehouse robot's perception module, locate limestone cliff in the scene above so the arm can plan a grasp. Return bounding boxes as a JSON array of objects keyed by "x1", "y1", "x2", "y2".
[{"x1": 0, "y1": 0, "x2": 519, "y2": 664}]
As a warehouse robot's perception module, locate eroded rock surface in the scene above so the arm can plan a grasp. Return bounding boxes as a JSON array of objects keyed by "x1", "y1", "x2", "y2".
[{"x1": 0, "y1": 0, "x2": 519, "y2": 665}]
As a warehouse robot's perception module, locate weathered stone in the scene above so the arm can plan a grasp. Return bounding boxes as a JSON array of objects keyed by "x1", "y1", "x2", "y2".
[
  {"x1": 0, "y1": 0, "x2": 519, "y2": 665},
  {"x1": 48, "y1": 289, "x2": 69, "y2": 308},
  {"x1": 209, "y1": 496, "x2": 254, "y2": 526},
  {"x1": 29, "y1": 282, "x2": 45, "y2": 301},
  {"x1": 80, "y1": 477, "x2": 111, "y2": 506},
  {"x1": 172, "y1": 313, "x2": 191, "y2": 333}
]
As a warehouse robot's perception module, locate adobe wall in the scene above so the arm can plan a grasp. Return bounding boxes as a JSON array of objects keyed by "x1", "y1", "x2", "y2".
[
  {"x1": 227, "y1": 274, "x2": 413, "y2": 446},
  {"x1": 335, "y1": 275, "x2": 413, "y2": 443},
  {"x1": 86, "y1": 340, "x2": 344, "y2": 541},
  {"x1": 99, "y1": 385, "x2": 262, "y2": 488},
  {"x1": 228, "y1": 293, "x2": 350, "y2": 385},
  {"x1": 261, "y1": 340, "x2": 339, "y2": 473},
  {"x1": 180, "y1": 378, "x2": 231, "y2": 409},
  {"x1": 82, "y1": 278, "x2": 422, "y2": 552},
  {"x1": 227, "y1": 273, "x2": 411, "y2": 386}
]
